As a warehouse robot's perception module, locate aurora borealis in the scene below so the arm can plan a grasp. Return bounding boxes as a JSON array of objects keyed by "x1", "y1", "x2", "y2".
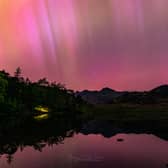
[{"x1": 0, "y1": 0, "x2": 168, "y2": 91}]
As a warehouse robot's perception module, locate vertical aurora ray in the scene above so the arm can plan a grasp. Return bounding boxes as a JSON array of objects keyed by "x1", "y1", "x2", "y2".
[
  {"x1": 0, "y1": 0, "x2": 168, "y2": 90},
  {"x1": 34, "y1": 0, "x2": 57, "y2": 64},
  {"x1": 46, "y1": 0, "x2": 79, "y2": 84}
]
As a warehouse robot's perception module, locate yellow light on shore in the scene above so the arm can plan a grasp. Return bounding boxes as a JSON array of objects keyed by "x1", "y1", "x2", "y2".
[
  {"x1": 34, "y1": 106, "x2": 49, "y2": 113},
  {"x1": 34, "y1": 114, "x2": 49, "y2": 121}
]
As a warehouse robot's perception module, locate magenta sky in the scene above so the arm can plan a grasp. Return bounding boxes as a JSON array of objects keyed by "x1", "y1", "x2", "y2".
[{"x1": 0, "y1": 0, "x2": 168, "y2": 91}]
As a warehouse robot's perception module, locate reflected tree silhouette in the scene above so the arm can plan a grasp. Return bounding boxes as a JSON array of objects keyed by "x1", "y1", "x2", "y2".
[
  {"x1": 6, "y1": 155, "x2": 13, "y2": 165},
  {"x1": 0, "y1": 117, "x2": 168, "y2": 165},
  {"x1": 0, "y1": 116, "x2": 82, "y2": 164}
]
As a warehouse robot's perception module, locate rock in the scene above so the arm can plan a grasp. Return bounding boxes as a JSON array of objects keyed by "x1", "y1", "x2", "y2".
[{"x1": 117, "y1": 138, "x2": 124, "y2": 142}]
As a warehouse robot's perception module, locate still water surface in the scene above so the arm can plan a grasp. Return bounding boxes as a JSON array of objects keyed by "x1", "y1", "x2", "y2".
[{"x1": 1, "y1": 132, "x2": 168, "y2": 168}]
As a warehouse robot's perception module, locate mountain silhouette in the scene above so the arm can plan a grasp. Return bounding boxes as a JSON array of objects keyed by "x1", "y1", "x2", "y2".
[
  {"x1": 77, "y1": 88, "x2": 124, "y2": 104},
  {"x1": 78, "y1": 85, "x2": 168, "y2": 104},
  {"x1": 150, "y1": 85, "x2": 168, "y2": 97}
]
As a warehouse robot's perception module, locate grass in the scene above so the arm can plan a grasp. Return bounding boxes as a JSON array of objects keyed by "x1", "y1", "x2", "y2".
[{"x1": 91, "y1": 103, "x2": 168, "y2": 121}]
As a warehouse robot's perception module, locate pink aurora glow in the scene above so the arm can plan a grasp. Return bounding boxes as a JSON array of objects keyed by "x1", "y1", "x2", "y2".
[{"x1": 0, "y1": 0, "x2": 168, "y2": 91}]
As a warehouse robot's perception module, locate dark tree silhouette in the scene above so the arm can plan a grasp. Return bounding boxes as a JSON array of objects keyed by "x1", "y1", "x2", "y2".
[
  {"x1": 14, "y1": 67, "x2": 22, "y2": 78},
  {"x1": 0, "y1": 68, "x2": 87, "y2": 118}
]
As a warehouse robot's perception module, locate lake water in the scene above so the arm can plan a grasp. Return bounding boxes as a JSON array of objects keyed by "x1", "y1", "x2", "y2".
[{"x1": 0, "y1": 119, "x2": 168, "y2": 168}]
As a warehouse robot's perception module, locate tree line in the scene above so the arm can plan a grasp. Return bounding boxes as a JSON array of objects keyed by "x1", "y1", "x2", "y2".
[{"x1": 0, "y1": 67, "x2": 85, "y2": 117}]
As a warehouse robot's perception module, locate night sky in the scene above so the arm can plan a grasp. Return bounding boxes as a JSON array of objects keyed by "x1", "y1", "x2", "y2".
[{"x1": 0, "y1": 0, "x2": 168, "y2": 91}]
